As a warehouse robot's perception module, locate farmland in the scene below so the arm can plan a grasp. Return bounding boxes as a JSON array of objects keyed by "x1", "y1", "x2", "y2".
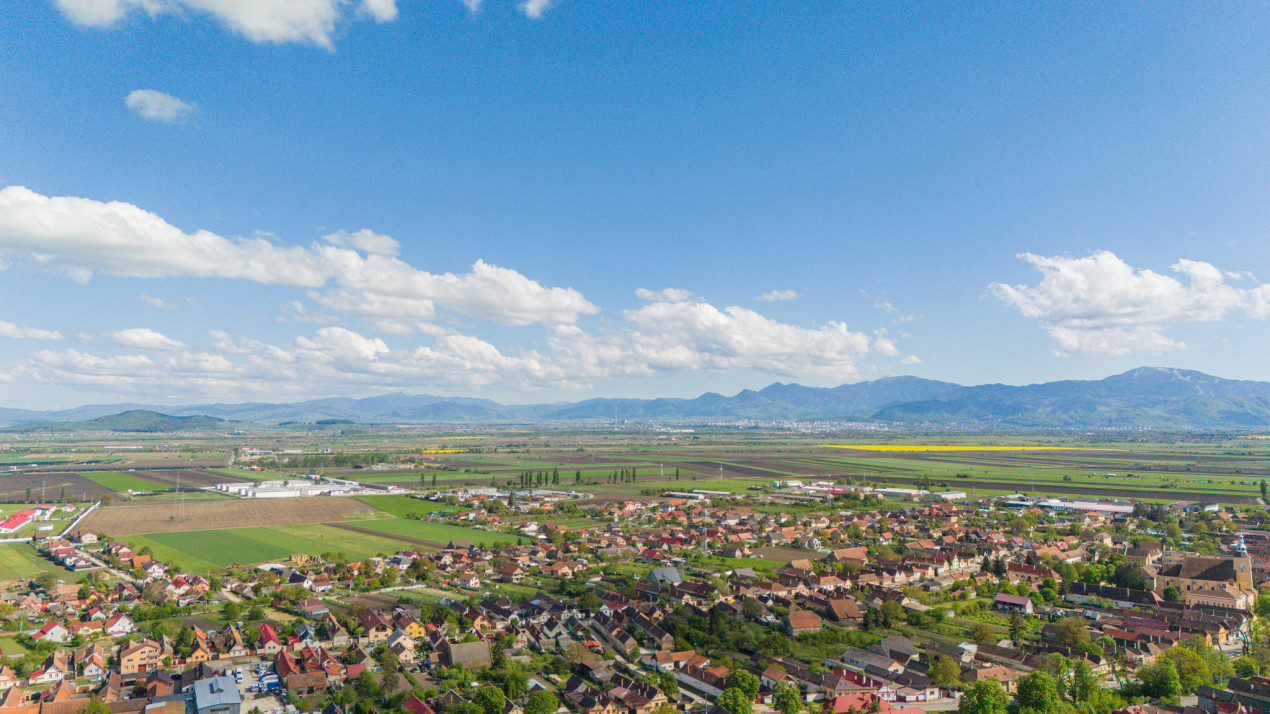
[
  {"x1": 81, "y1": 497, "x2": 370, "y2": 535},
  {"x1": 345, "y1": 518, "x2": 518, "y2": 548},
  {"x1": 354, "y1": 495, "x2": 464, "y2": 517},
  {"x1": 0, "y1": 543, "x2": 58, "y2": 582},
  {"x1": 79, "y1": 470, "x2": 168, "y2": 493},
  {"x1": 0, "y1": 472, "x2": 114, "y2": 503},
  {"x1": 126, "y1": 523, "x2": 406, "y2": 573}
]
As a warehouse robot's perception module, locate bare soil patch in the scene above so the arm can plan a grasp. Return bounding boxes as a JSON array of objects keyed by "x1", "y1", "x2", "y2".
[
  {"x1": 133, "y1": 469, "x2": 226, "y2": 488},
  {"x1": 327, "y1": 522, "x2": 444, "y2": 549},
  {"x1": 81, "y1": 497, "x2": 366, "y2": 535},
  {"x1": 752, "y1": 546, "x2": 826, "y2": 562},
  {"x1": 0, "y1": 472, "x2": 113, "y2": 502}
]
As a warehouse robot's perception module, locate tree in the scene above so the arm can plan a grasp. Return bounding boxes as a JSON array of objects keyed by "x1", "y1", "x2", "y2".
[
  {"x1": 381, "y1": 670, "x2": 400, "y2": 698},
  {"x1": 1261, "y1": 479, "x2": 1267, "y2": 501},
  {"x1": 1257, "y1": 591, "x2": 1270, "y2": 618},
  {"x1": 929, "y1": 656, "x2": 961, "y2": 689},
  {"x1": 773, "y1": 681, "x2": 802, "y2": 714},
  {"x1": 879, "y1": 600, "x2": 904, "y2": 627},
  {"x1": 1008, "y1": 612, "x2": 1026, "y2": 643},
  {"x1": 1110, "y1": 562, "x2": 1149, "y2": 591},
  {"x1": 726, "y1": 671, "x2": 760, "y2": 701},
  {"x1": 1163, "y1": 586, "x2": 1180, "y2": 602},
  {"x1": 579, "y1": 590, "x2": 601, "y2": 614},
  {"x1": 1015, "y1": 671, "x2": 1061, "y2": 714},
  {"x1": 1071, "y1": 660, "x2": 1096, "y2": 703},
  {"x1": 1141, "y1": 657, "x2": 1181, "y2": 700},
  {"x1": 356, "y1": 670, "x2": 380, "y2": 700},
  {"x1": 1234, "y1": 656, "x2": 1259, "y2": 679},
  {"x1": 957, "y1": 679, "x2": 1007, "y2": 714},
  {"x1": 35, "y1": 572, "x2": 57, "y2": 592},
  {"x1": 476, "y1": 686, "x2": 505, "y2": 714},
  {"x1": 717, "y1": 688, "x2": 752, "y2": 714},
  {"x1": 77, "y1": 697, "x2": 111, "y2": 714},
  {"x1": 503, "y1": 667, "x2": 529, "y2": 700},
  {"x1": 968, "y1": 622, "x2": 995, "y2": 646},
  {"x1": 525, "y1": 691, "x2": 558, "y2": 714},
  {"x1": 1052, "y1": 616, "x2": 1089, "y2": 647}
]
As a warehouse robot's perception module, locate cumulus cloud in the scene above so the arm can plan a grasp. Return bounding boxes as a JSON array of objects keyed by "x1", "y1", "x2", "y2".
[
  {"x1": 757, "y1": 289, "x2": 798, "y2": 302},
  {"x1": 359, "y1": 0, "x2": 397, "y2": 21},
  {"x1": 0, "y1": 186, "x2": 597, "y2": 329},
  {"x1": 636, "y1": 287, "x2": 695, "y2": 303},
  {"x1": 56, "y1": 0, "x2": 398, "y2": 48},
  {"x1": 518, "y1": 0, "x2": 554, "y2": 19},
  {"x1": 900, "y1": 355, "x2": 922, "y2": 365},
  {"x1": 2, "y1": 290, "x2": 903, "y2": 401},
  {"x1": 106, "y1": 328, "x2": 186, "y2": 351},
  {"x1": 546, "y1": 294, "x2": 877, "y2": 380},
  {"x1": 321, "y1": 229, "x2": 399, "y2": 256},
  {"x1": 0, "y1": 322, "x2": 64, "y2": 341},
  {"x1": 990, "y1": 251, "x2": 1270, "y2": 355},
  {"x1": 459, "y1": 0, "x2": 481, "y2": 13},
  {"x1": 125, "y1": 89, "x2": 197, "y2": 124},
  {"x1": 0, "y1": 188, "x2": 915, "y2": 399}
]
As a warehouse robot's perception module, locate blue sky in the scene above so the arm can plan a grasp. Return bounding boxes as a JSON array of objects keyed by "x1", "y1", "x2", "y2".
[{"x1": 1, "y1": 1, "x2": 1268, "y2": 408}]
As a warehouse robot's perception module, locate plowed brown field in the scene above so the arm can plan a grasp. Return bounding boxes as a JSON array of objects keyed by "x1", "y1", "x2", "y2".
[{"x1": 81, "y1": 497, "x2": 370, "y2": 535}]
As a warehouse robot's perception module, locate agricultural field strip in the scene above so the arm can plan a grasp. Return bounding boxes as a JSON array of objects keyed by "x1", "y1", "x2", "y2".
[
  {"x1": 0, "y1": 543, "x2": 57, "y2": 581},
  {"x1": 344, "y1": 517, "x2": 518, "y2": 547},
  {"x1": 793, "y1": 455, "x2": 1266, "y2": 488},
  {"x1": 129, "y1": 523, "x2": 406, "y2": 572},
  {"x1": 79, "y1": 470, "x2": 171, "y2": 493}
]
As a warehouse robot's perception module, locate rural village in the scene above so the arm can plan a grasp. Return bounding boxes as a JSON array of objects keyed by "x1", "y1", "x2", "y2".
[{"x1": 0, "y1": 432, "x2": 1264, "y2": 714}]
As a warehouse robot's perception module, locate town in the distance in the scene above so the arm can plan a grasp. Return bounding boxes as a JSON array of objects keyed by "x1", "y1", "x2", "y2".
[{"x1": 0, "y1": 422, "x2": 1265, "y2": 714}]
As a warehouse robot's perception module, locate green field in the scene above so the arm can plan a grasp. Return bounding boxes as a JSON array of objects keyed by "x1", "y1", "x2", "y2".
[
  {"x1": 130, "y1": 523, "x2": 409, "y2": 573},
  {"x1": 353, "y1": 518, "x2": 518, "y2": 547},
  {"x1": 81, "y1": 471, "x2": 169, "y2": 493},
  {"x1": 599, "y1": 478, "x2": 771, "y2": 494},
  {"x1": 207, "y1": 467, "x2": 272, "y2": 482},
  {"x1": 0, "y1": 543, "x2": 58, "y2": 582},
  {"x1": 356, "y1": 495, "x2": 464, "y2": 517}
]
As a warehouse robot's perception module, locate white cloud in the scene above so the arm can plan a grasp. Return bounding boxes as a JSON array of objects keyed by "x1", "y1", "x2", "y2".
[
  {"x1": 56, "y1": 0, "x2": 397, "y2": 48},
  {"x1": 518, "y1": 0, "x2": 554, "y2": 19},
  {"x1": 900, "y1": 355, "x2": 922, "y2": 365},
  {"x1": 280, "y1": 300, "x2": 340, "y2": 325},
  {"x1": 990, "y1": 251, "x2": 1270, "y2": 355},
  {"x1": 0, "y1": 186, "x2": 597, "y2": 328},
  {"x1": 321, "y1": 229, "x2": 399, "y2": 256},
  {"x1": 757, "y1": 289, "x2": 798, "y2": 302},
  {"x1": 359, "y1": 0, "x2": 397, "y2": 22},
  {"x1": 106, "y1": 328, "x2": 186, "y2": 351},
  {"x1": 636, "y1": 287, "x2": 695, "y2": 302},
  {"x1": 549, "y1": 296, "x2": 877, "y2": 380},
  {"x1": 141, "y1": 295, "x2": 179, "y2": 310},
  {"x1": 125, "y1": 89, "x2": 197, "y2": 124},
  {"x1": 0, "y1": 322, "x2": 64, "y2": 341},
  {"x1": 872, "y1": 336, "x2": 899, "y2": 356},
  {"x1": 459, "y1": 0, "x2": 481, "y2": 13},
  {"x1": 2, "y1": 291, "x2": 903, "y2": 400}
]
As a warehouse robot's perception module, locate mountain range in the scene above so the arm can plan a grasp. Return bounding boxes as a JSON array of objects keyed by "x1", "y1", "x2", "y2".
[{"x1": 5, "y1": 367, "x2": 1270, "y2": 430}]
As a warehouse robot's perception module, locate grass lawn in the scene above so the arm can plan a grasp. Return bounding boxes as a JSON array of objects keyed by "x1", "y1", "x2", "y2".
[
  {"x1": 0, "y1": 636, "x2": 31, "y2": 658},
  {"x1": 354, "y1": 518, "x2": 519, "y2": 547},
  {"x1": 81, "y1": 471, "x2": 169, "y2": 493},
  {"x1": 355, "y1": 495, "x2": 463, "y2": 518},
  {"x1": 0, "y1": 543, "x2": 57, "y2": 582}
]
